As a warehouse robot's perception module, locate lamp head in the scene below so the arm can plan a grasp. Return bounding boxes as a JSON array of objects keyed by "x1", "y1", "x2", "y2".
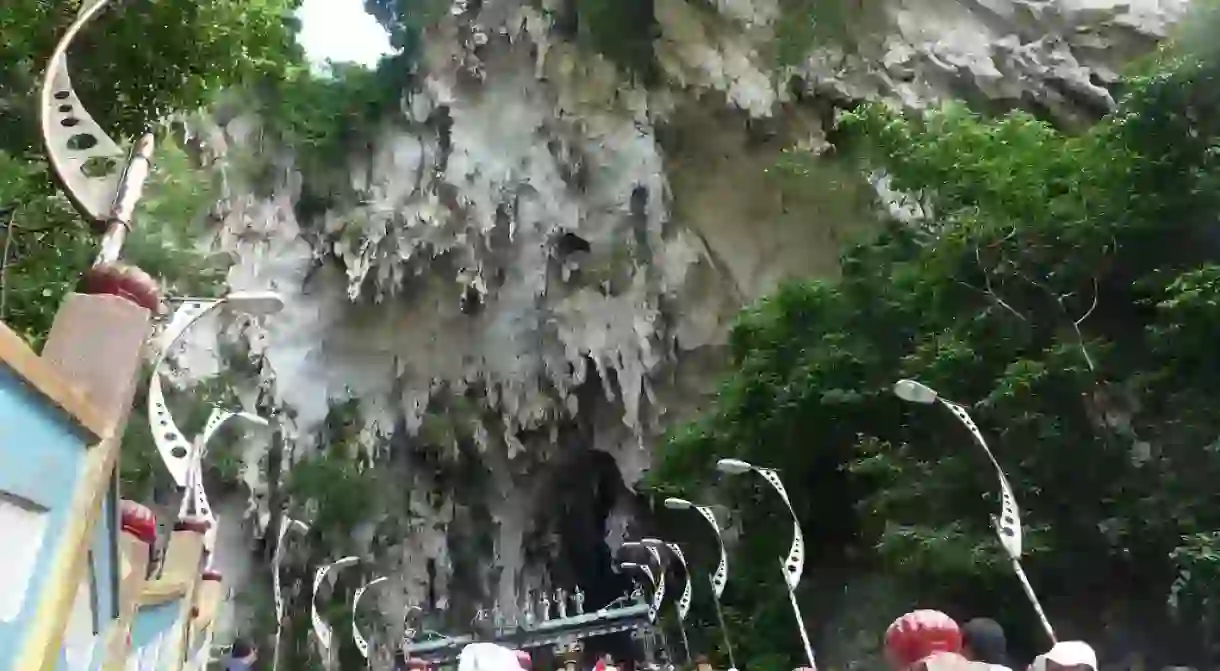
[
  {"x1": 619, "y1": 562, "x2": 644, "y2": 572},
  {"x1": 619, "y1": 541, "x2": 644, "y2": 551},
  {"x1": 715, "y1": 458, "x2": 752, "y2": 475},
  {"x1": 223, "y1": 290, "x2": 285, "y2": 316},
  {"x1": 234, "y1": 411, "x2": 271, "y2": 427},
  {"x1": 640, "y1": 538, "x2": 665, "y2": 548},
  {"x1": 333, "y1": 556, "x2": 360, "y2": 571},
  {"x1": 663, "y1": 497, "x2": 692, "y2": 510},
  {"x1": 893, "y1": 379, "x2": 938, "y2": 404}
]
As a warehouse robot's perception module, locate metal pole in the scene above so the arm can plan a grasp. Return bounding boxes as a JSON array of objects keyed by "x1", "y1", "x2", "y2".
[
  {"x1": 1010, "y1": 555, "x2": 1056, "y2": 643},
  {"x1": 656, "y1": 626, "x2": 673, "y2": 666},
  {"x1": 708, "y1": 575, "x2": 737, "y2": 670},
  {"x1": 676, "y1": 616, "x2": 692, "y2": 666},
  {"x1": 784, "y1": 560, "x2": 816, "y2": 671}
]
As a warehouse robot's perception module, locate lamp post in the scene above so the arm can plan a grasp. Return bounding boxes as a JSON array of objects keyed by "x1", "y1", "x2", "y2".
[
  {"x1": 178, "y1": 407, "x2": 269, "y2": 555},
  {"x1": 148, "y1": 291, "x2": 284, "y2": 489},
  {"x1": 715, "y1": 458, "x2": 816, "y2": 671},
  {"x1": 892, "y1": 379, "x2": 1056, "y2": 643},
  {"x1": 312, "y1": 556, "x2": 361, "y2": 668},
  {"x1": 353, "y1": 576, "x2": 390, "y2": 664},
  {"x1": 272, "y1": 517, "x2": 310, "y2": 671},
  {"x1": 640, "y1": 539, "x2": 693, "y2": 666},
  {"x1": 620, "y1": 542, "x2": 667, "y2": 624},
  {"x1": 663, "y1": 498, "x2": 737, "y2": 671},
  {"x1": 618, "y1": 561, "x2": 670, "y2": 665}
]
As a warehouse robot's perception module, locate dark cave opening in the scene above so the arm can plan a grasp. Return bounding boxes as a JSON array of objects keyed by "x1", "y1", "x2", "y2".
[{"x1": 544, "y1": 446, "x2": 640, "y2": 662}]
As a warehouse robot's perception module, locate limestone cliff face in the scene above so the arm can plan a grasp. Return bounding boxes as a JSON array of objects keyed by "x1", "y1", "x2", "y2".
[{"x1": 181, "y1": 0, "x2": 1186, "y2": 645}]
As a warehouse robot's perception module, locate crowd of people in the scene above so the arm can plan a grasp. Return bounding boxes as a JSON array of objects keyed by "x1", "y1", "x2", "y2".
[
  {"x1": 884, "y1": 610, "x2": 1098, "y2": 671},
  {"x1": 223, "y1": 609, "x2": 1098, "y2": 671}
]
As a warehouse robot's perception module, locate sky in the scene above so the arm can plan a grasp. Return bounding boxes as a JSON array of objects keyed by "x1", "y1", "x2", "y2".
[{"x1": 296, "y1": 0, "x2": 393, "y2": 67}]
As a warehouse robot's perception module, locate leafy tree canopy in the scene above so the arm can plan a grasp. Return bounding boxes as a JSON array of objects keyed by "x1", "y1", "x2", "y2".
[{"x1": 648, "y1": 36, "x2": 1220, "y2": 670}]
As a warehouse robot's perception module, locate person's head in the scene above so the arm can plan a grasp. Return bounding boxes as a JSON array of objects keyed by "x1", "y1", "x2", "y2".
[
  {"x1": 230, "y1": 639, "x2": 257, "y2": 662},
  {"x1": 471, "y1": 614, "x2": 496, "y2": 641},
  {"x1": 695, "y1": 654, "x2": 712, "y2": 671},
  {"x1": 1031, "y1": 642, "x2": 1097, "y2": 671},
  {"x1": 961, "y1": 619, "x2": 1007, "y2": 664},
  {"x1": 884, "y1": 610, "x2": 963, "y2": 671}
]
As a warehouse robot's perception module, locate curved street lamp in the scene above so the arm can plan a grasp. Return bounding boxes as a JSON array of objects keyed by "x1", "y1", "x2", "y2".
[
  {"x1": 39, "y1": 0, "x2": 158, "y2": 298},
  {"x1": 641, "y1": 539, "x2": 692, "y2": 666},
  {"x1": 149, "y1": 291, "x2": 284, "y2": 488},
  {"x1": 353, "y1": 576, "x2": 390, "y2": 661},
  {"x1": 716, "y1": 458, "x2": 816, "y2": 671},
  {"x1": 177, "y1": 406, "x2": 269, "y2": 554},
  {"x1": 312, "y1": 556, "x2": 361, "y2": 664},
  {"x1": 618, "y1": 561, "x2": 672, "y2": 664},
  {"x1": 620, "y1": 542, "x2": 667, "y2": 624},
  {"x1": 272, "y1": 517, "x2": 311, "y2": 671},
  {"x1": 663, "y1": 498, "x2": 736, "y2": 671},
  {"x1": 618, "y1": 560, "x2": 660, "y2": 622},
  {"x1": 893, "y1": 379, "x2": 1056, "y2": 643}
]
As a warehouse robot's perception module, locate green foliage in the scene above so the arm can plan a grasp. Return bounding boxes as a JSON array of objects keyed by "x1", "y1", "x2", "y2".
[
  {"x1": 0, "y1": 0, "x2": 302, "y2": 511},
  {"x1": 574, "y1": 0, "x2": 661, "y2": 84},
  {"x1": 649, "y1": 44, "x2": 1220, "y2": 667},
  {"x1": 0, "y1": 138, "x2": 228, "y2": 348},
  {"x1": 773, "y1": 0, "x2": 885, "y2": 67},
  {"x1": 259, "y1": 56, "x2": 413, "y2": 188},
  {"x1": 0, "y1": 0, "x2": 302, "y2": 152}
]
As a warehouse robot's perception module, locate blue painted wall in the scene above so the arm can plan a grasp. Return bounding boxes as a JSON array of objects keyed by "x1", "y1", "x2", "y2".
[
  {"x1": 130, "y1": 601, "x2": 182, "y2": 670},
  {"x1": 91, "y1": 484, "x2": 118, "y2": 631},
  {"x1": 0, "y1": 365, "x2": 93, "y2": 671}
]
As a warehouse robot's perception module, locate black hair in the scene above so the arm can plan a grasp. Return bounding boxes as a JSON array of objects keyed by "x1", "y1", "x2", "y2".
[
  {"x1": 962, "y1": 618, "x2": 1011, "y2": 666},
  {"x1": 231, "y1": 639, "x2": 255, "y2": 658}
]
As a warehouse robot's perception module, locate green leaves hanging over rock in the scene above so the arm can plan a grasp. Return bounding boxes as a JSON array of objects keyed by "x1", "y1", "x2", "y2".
[{"x1": 648, "y1": 39, "x2": 1220, "y2": 667}]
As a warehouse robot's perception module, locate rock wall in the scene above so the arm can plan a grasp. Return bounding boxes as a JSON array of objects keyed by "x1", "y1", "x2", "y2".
[{"x1": 176, "y1": 0, "x2": 1187, "y2": 644}]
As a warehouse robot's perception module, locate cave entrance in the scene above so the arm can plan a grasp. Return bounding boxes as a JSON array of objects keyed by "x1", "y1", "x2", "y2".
[{"x1": 542, "y1": 447, "x2": 639, "y2": 664}]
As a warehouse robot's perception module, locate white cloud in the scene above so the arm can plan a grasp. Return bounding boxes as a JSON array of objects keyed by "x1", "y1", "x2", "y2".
[{"x1": 296, "y1": 0, "x2": 393, "y2": 67}]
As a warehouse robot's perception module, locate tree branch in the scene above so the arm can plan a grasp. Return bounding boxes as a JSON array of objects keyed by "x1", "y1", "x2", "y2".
[{"x1": 1, "y1": 208, "x2": 17, "y2": 319}]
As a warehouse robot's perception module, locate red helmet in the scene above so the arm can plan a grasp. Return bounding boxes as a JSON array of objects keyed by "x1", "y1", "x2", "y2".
[{"x1": 884, "y1": 610, "x2": 962, "y2": 670}]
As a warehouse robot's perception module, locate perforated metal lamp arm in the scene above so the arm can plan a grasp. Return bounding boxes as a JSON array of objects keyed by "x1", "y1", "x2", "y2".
[
  {"x1": 619, "y1": 562, "x2": 660, "y2": 623},
  {"x1": 892, "y1": 378, "x2": 1056, "y2": 643},
  {"x1": 715, "y1": 460, "x2": 805, "y2": 590},
  {"x1": 312, "y1": 556, "x2": 360, "y2": 656},
  {"x1": 177, "y1": 407, "x2": 270, "y2": 553},
  {"x1": 353, "y1": 576, "x2": 390, "y2": 659},
  {"x1": 662, "y1": 498, "x2": 738, "y2": 670},
  {"x1": 716, "y1": 459, "x2": 815, "y2": 671},
  {"x1": 663, "y1": 498, "x2": 730, "y2": 598},
  {"x1": 148, "y1": 293, "x2": 283, "y2": 488}
]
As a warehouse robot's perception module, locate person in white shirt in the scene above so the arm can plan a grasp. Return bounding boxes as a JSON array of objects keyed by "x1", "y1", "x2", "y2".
[
  {"x1": 458, "y1": 641, "x2": 523, "y2": 671},
  {"x1": 1030, "y1": 641, "x2": 1098, "y2": 671}
]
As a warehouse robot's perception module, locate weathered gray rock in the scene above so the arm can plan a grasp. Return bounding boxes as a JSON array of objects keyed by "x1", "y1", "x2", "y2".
[{"x1": 173, "y1": 0, "x2": 1189, "y2": 646}]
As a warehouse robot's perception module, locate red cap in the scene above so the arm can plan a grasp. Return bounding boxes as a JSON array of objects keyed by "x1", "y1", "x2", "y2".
[
  {"x1": 515, "y1": 650, "x2": 532, "y2": 670},
  {"x1": 202, "y1": 570, "x2": 223, "y2": 582},
  {"x1": 885, "y1": 610, "x2": 962, "y2": 670},
  {"x1": 174, "y1": 517, "x2": 211, "y2": 534},
  {"x1": 80, "y1": 262, "x2": 162, "y2": 313},
  {"x1": 120, "y1": 500, "x2": 157, "y2": 544},
  {"x1": 406, "y1": 658, "x2": 430, "y2": 671}
]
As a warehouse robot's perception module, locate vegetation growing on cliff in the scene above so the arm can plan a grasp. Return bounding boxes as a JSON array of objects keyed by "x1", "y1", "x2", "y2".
[{"x1": 647, "y1": 39, "x2": 1220, "y2": 667}]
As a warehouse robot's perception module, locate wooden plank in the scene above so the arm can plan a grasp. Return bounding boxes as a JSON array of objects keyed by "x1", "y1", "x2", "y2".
[{"x1": 0, "y1": 322, "x2": 106, "y2": 440}]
